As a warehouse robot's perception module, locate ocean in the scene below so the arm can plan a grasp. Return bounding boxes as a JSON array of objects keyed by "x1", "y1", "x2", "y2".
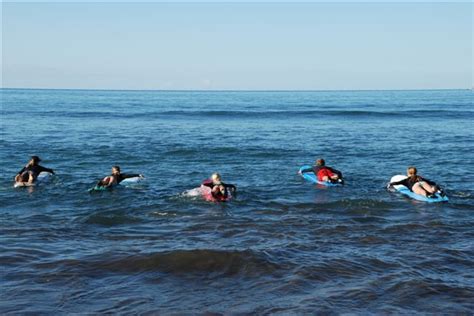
[{"x1": 1, "y1": 88, "x2": 473, "y2": 314}]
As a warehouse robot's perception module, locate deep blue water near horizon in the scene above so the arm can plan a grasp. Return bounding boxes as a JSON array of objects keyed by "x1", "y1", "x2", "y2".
[{"x1": 1, "y1": 88, "x2": 473, "y2": 314}]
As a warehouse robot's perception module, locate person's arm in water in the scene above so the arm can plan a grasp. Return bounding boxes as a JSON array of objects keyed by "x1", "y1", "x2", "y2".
[
  {"x1": 38, "y1": 165, "x2": 55, "y2": 175},
  {"x1": 121, "y1": 173, "x2": 143, "y2": 179},
  {"x1": 299, "y1": 166, "x2": 314, "y2": 174},
  {"x1": 201, "y1": 179, "x2": 213, "y2": 188},
  {"x1": 389, "y1": 179, "x2": 405, "y2": 186},
  {"x1": 388, "y1": 178, "x2": 410, "y2": 188}
]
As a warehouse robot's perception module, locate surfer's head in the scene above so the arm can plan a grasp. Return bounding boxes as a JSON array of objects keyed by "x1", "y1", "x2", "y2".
[
  {"x1": 407, "y1": 166, "x2": 417, "y2": 177},
  {"x1": 316, "y1": 159, "x2": 325, "y2": 166},
  {"x1": 29, "y1": 155, "x2": 41, "y2": 166},
  {"x1": 112, "y1": 166, "x2": 121, "y2": 175},
  {"x1": 211, "y1": 173, "x2": 222, "y2": 184}
]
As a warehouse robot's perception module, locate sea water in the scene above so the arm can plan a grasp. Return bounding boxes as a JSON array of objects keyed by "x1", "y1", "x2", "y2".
[{"x1": 1, "y1": 89, "x2": 473, "y2": 313}]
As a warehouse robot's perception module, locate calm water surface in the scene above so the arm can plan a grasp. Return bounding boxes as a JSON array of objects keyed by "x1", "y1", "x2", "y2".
[{"x1": 1, "y1": 89, "x2": 473, "y2": 314}]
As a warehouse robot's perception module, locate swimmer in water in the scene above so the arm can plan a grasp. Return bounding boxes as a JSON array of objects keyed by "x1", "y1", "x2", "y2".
[
  {"x1": 300, "y1": 158, "x2": 344, "y2": 184},
  {"x1": 96, "y1": 166, "x2": 144, "y2": 188},
  {"x1": 201, "y1": 173, "x2": 237, "y2": 201},
  {"x1": 388, "y1": 166, "x2": 444, "y2": 198},
  {"x1": 14, "y1": 156, "x2": 55, "y2": 186}
]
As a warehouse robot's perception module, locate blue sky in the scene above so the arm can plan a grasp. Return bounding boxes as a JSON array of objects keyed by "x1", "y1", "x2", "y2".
[{"x1": 2, "y1": 2, "x2": 472, "y2": 90}]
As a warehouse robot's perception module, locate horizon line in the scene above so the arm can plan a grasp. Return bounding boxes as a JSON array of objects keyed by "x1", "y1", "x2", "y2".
[{"x1": 1, "y1": 87, "x2": 471, "y2": 93}]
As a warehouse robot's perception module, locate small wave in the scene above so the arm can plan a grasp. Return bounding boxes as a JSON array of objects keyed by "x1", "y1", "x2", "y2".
[
  {"x1": 0, "y1": 247, "x2": 55, "y2": 266},
  {"x1": 149, "y1": 211, "x2": 177, "y2": 217},
  {"x1": 19, "y1": 109, "x2": 473, "y2": 120},
  {"x1": 386, "y1": 279, "x2": 474, "y2": 303},
  {"x1": 33, "y1": 249, "x2": 280, "y2": 277},
  {"x1": 103, "y1": 249, "x2": 279, "y2": 276},
  {"x1": 84, "y1": 213, "x2": 143, "y2": 226},
  {"x1": 285, "y1": 199, "x2": 394, "y2": 213},
  {"x1": 147, "y1": 109, "x2": 474, "y2": 120},
  {"x1": 295, "y1": 257, "x2": 400, "y2": 281}
]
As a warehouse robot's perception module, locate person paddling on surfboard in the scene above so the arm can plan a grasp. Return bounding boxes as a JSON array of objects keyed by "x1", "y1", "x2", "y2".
[
  {"x1": 299, "y1": 158, "x2": 343, "y2": 184},
  {"x1": 14, "y1": 156, "x2": 55, "y2": 186},
  {"x1": 387, "y1": 166, "x2": 444, "y2": 198},
  {"x1": 96, "y1": 166, "x2": 144, "y2": 188},
  {"x1": 201, "y1": 173, "x2": 237, "y2": 201}
]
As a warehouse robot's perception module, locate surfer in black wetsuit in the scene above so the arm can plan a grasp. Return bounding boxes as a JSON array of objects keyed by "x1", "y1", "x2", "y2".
[
  {"x1": 15, "y1": 156, "x2": 55, "y2": 186},
  {"x1": 97, "y1": 166, "x2": 144, "y2": 188},
  {"x1": 299, "y1": 158, "x2": 344, "y2": 183},
  {"x1": 202, "y1": 173, "x2": 237, "y2": 200},
  {"x1": 388, "y1": 166, "x2": 444, "y2": 198}
]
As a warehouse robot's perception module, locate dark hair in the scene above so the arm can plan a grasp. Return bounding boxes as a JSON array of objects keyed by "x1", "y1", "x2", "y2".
[
  {"x1": 112, "y1": 166, "x2": 121, "y2": 172},
  {"x1": 316, "y1": 159, "x2": 325, "y2": 166},
  {"x1": 407, "y1": 166, "x2": 417, "y2": 180},
  {"x1": 31, "y1": 156, "x2": 41, "y2": 163}
]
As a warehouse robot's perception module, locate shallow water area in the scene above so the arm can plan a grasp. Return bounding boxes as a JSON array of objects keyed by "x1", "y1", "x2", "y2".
[{"x1": 1, "y1": 89, "x2": 473, "y2": 314}]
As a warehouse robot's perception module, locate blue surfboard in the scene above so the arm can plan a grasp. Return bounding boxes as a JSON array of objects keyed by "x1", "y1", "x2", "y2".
[
  {"x1": 390, "y1": 175, "x2": 448, "y2": 203},
  {"x1": 299, "y1": 165, "x2": 343, "y2": 187}
]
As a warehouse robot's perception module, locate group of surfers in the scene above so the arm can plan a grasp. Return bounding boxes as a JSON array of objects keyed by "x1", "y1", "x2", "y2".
[
  {"x1": 13, "y1": 156, "x2": 237, "y2": 201},
  {"x1": 14, "y1": 155, "x2": 444, "y2": 200},
  {"x1": 300, "y1": 158, "x2": 444, "y2": 198}
]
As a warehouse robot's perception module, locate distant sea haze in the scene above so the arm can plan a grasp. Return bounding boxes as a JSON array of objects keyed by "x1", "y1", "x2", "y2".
[{"x1": 1, "y1": 89, "x2": 473, "y2": 314}]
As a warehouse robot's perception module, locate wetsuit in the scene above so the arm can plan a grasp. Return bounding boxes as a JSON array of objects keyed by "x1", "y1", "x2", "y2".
[
  {"x1": 300, "y1": 166, "x2": 343, "y2": 183},
  {"x1": 390, "y1": 176, "x2": 437, "y2": 192},
  {"x1": 16, "y1": 165, "x2": 54, "y2": 182},
  {"x1": 317, "y1": 168, "x2": 336, "y2": 181},
  {"x1": 201, "y1": 179, "x2": 237, "y2": 200}
]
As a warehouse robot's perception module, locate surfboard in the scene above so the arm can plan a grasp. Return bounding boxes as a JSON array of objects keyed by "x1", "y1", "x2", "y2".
[
  {"x1": 14, "y1": 171, "x2": 54, "y2": 188},
  {"x1": 119, "y1": 177, "x2": 144, "y2": 186},
  {"x1": 390, "y1": 175, "x2": 448, "y2": 203},
  {"x1": 299, "y1": 165, "x2": 343, "y2": 187}
]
